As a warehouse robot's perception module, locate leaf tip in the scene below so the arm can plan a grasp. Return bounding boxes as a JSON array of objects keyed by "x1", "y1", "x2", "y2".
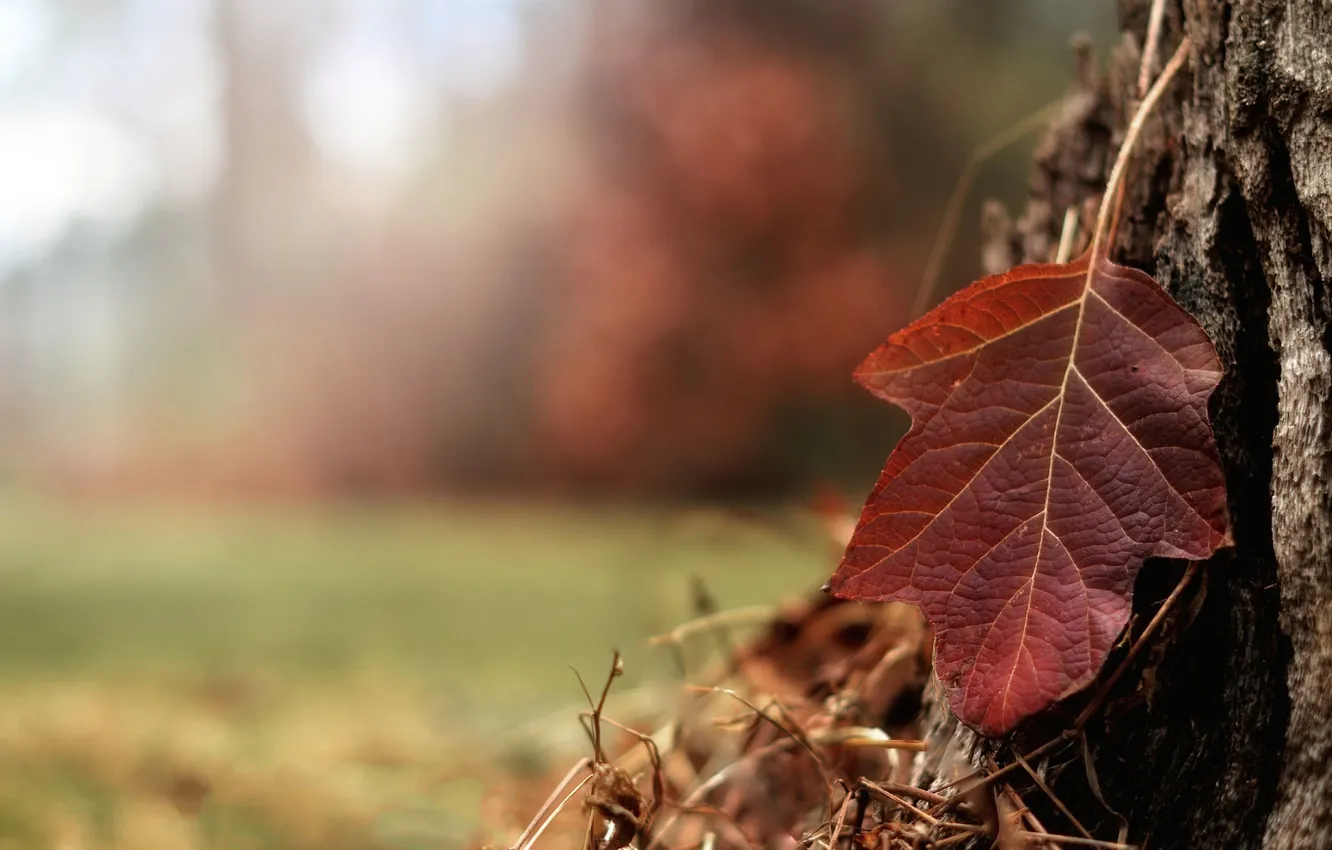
[{"x1": 851, "y1": 353, "x2": 882, "y2": 389}]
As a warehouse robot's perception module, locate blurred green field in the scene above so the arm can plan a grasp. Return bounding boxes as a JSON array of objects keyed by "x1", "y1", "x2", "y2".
[{"x1": 0, "y1": 500, "x2": 828, "y2": 849}]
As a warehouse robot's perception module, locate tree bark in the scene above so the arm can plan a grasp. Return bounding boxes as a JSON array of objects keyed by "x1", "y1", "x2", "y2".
[{"x1": 914, "y1": 2, "x2": 1332, "y2": 847}]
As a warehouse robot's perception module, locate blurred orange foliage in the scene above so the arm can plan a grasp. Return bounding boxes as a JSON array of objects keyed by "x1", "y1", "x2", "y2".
[{"x1": 528, "y1": 2, "x2": 916, "y2": 492}]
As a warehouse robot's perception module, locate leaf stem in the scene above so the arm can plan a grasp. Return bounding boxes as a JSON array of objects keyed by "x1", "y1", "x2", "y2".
[
  {"x1": 1138, "y1": 0, "x2": 1169, "y2": 98},
  {"x1": 1087, "y1": 37, "x2": 1191, "y2": 263}
]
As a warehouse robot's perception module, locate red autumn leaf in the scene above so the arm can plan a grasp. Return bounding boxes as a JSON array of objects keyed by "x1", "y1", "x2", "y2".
[{"x1": 826, "y1": 253, "x2": 1229, "y2": 736}]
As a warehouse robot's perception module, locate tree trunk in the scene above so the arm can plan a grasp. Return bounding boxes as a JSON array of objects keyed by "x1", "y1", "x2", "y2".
[{"x1": 914, "y1": 2, "x2": 1332, "y2": 847}]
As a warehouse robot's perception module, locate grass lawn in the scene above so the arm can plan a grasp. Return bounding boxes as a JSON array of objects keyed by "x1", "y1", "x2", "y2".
[{"x1": 0, "y1": 499, "x2": 829, "y2": 849}]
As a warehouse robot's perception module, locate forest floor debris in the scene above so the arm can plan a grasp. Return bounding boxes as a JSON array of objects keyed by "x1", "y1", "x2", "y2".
[{"x1": 481, "y1": 551, "x2": 1200, "y2": 850}]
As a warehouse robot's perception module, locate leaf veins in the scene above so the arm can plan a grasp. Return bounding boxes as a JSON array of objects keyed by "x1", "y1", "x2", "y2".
[{"x1": 827, "y1": 253, "x2": 1229, "y2": 736}]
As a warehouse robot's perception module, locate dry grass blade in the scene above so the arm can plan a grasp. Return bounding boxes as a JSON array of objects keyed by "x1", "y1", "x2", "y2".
[
  {"x1": 1055, "y1": 206, "x2": 1080, "y2": 264},
  {"x1": 515, "y1": 773, "x2": 595, "y2": 850},
  {"x1": 649, "y1": 606, "x2": 776, "y2": 648},
  {"x1": 646, "y1": 750, "x2": 767, "y2": 850},
  {"x1": 993, "y1": 783, "x2": 1046, "y2": 850},
  {"x1": 867, "y1": 781, "x2": 950, "y2": 807},
  {"x1": 571, "y1": 651, "x2": 624, "y2": 762},
  {"x1": 662, "y1": 805, "x2": 761, "y2": 850},
  {"x1": 1014, "y1": 752, "x2": 1093, "y2": 840},
  {"x1": 810, "y1": 726, "x2": 926, "y2": 751},
  {"x1": 645, "y1": 797, "x2": 722, "y2": 849},
  {"x1": 858, "y1": 779, "x2": 962, "y2": 829},
  {"x1": 826, "y1": 788, "x2": 853, "y2": 850},
  {"x1": 912, "y1": 101, "x2": 1063, "y2": 317},
  {"x1": 933, "y1": 833, "x2": 983, "y2": 848},
  {"x1": 1137, "y1": 0, "x2": 1168, "y2": 97},
  {"x1": 1018, "y1": 834, "x2": 1135, "y2": 849},
  {"x1": 991, "y1": 771, "x2": 1064, "y2": 850},
  {"x1": 685, "y1": 684, "x2": 834, "y2": 788},
  {"x1": 510, "y1": 758, "x2": 592, "y2": 850},
  {"x1": 583, "y1": 808, "x2": 597, "y2": 850},
  {"x1": 1080, "y1": 732, "x2": 1129, "y2": 845}
]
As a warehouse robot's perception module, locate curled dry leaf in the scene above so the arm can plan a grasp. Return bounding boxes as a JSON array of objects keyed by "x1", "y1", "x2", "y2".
[
  {"x1": 735, "y1": 594, "x2": 929, "y2": 729},
  {"x1": 827, "y1": 253, "x2": 1230, "y2": 735}
]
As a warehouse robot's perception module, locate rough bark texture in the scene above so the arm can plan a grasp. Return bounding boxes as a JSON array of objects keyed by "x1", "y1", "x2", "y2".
[{"x1": 912, "y1": 2, "x2": 1332, "y2": 847}]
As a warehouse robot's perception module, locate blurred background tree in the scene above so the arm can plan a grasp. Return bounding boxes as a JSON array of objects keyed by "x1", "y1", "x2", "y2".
[{"x1": 0, "y1": 0, "x2": 1114, "y2": 502}]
